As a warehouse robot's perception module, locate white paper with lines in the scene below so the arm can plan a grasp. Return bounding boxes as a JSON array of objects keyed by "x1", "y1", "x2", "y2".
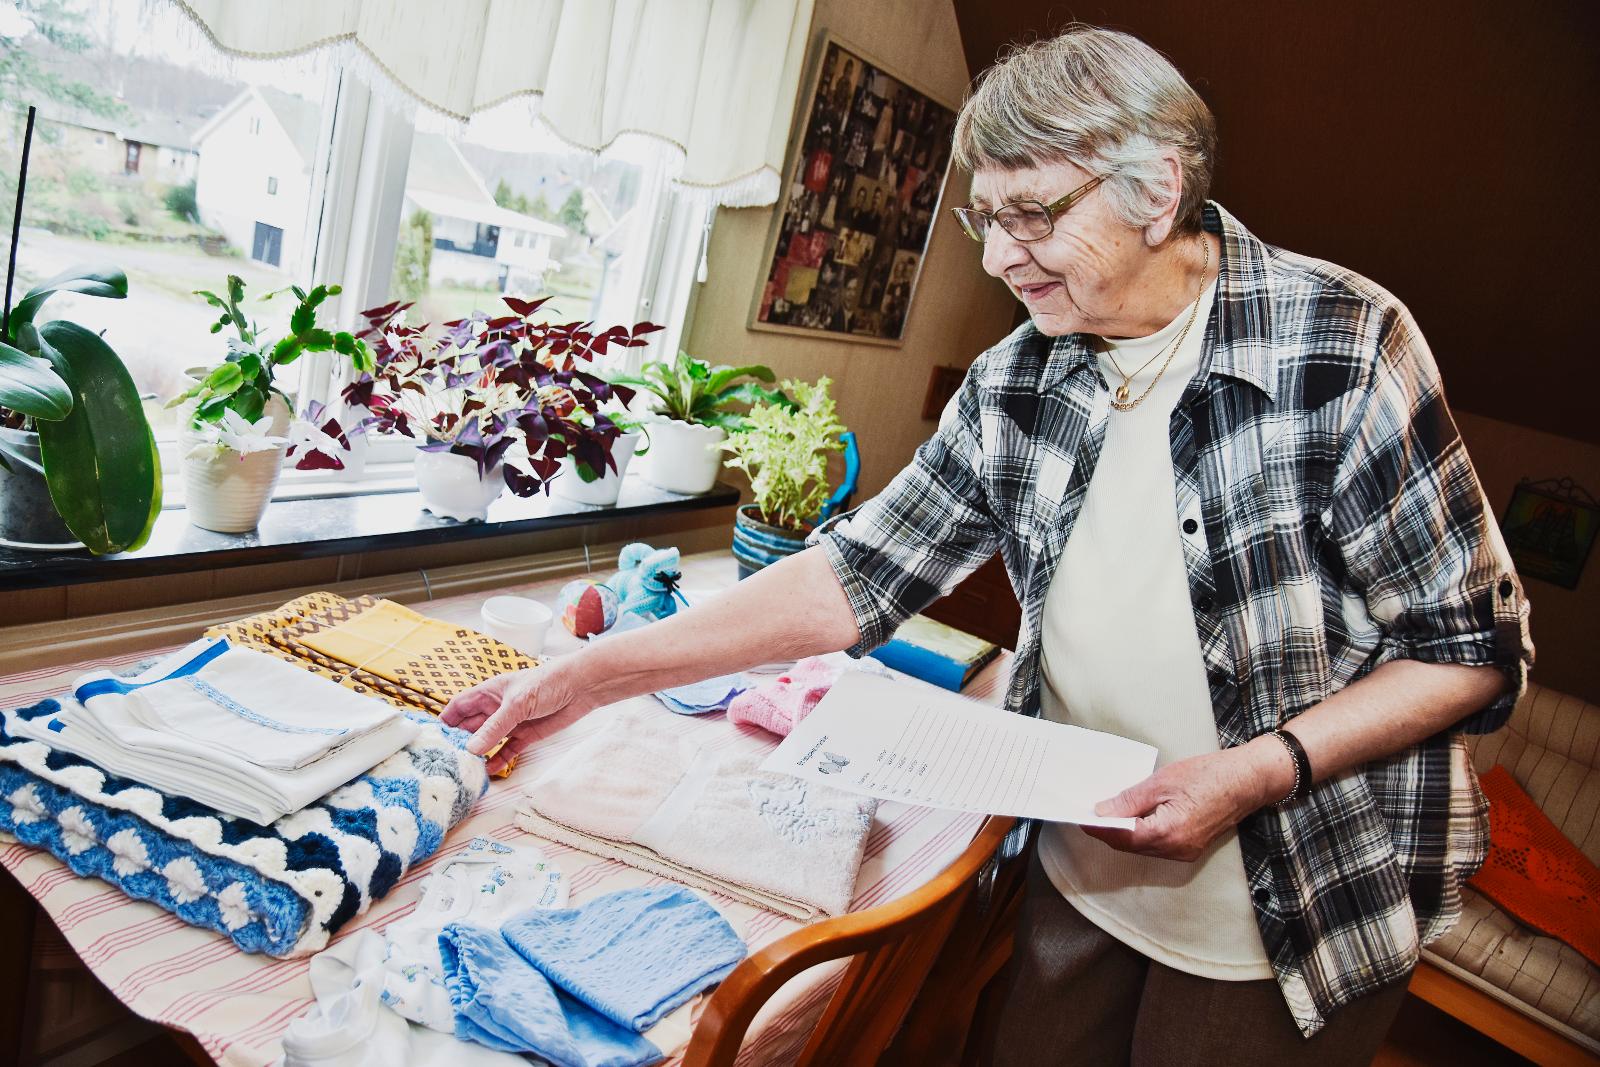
[{"x1": 761, "y1": 669, "x2": 1158, "y2": 828}]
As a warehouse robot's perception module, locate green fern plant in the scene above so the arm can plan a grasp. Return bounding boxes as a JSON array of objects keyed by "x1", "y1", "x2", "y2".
[
  {"x1": 721, "y1": 377, "x2": 845, "y2": 531},
  {"x1": 607, "y1": 349, "x2": 787, "y2": 432}
]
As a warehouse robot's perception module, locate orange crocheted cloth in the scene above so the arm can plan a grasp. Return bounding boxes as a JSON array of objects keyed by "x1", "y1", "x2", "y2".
[{"x1": 1469, "y1": 765, "x2": 1600, "y2": 967}]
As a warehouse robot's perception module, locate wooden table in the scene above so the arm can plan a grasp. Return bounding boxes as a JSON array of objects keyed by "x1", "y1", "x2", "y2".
[{"x1": 1, "y1": 551, "x2": 1006, "y2": 1065}]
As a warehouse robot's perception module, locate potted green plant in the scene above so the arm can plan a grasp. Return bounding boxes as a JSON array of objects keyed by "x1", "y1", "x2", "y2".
[
  {"x1": 608, "y1": 350, "x2": 787, "y2": 495},
  {"x1": 721, "y1": 376, "x2": 847, "y2": 576},
  {"x1": 0, "y1": 265, "x2": 161, "y2": 554},
  {"x1": 167, "y1": 276, "x2": 372, "y2": 532}
]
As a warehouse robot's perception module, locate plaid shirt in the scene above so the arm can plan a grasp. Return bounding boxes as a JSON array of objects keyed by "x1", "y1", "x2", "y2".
[{"x1": 812, "y1": 202, "x2": 1534, "y2": 1035}]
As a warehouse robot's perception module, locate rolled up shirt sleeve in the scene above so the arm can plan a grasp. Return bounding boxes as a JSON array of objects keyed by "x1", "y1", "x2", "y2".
[
  {"x1": 1326, "y1": 306, "x2": 1534, "y2": 732},
  {"x1": 808, "y1": 357, "x2": 1001, "y2": 657}
]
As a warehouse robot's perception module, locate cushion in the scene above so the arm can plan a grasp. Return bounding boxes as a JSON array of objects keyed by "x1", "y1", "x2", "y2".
[{"x1": 1425, "y1": 887, "x2": 1600, "y2": 1049}]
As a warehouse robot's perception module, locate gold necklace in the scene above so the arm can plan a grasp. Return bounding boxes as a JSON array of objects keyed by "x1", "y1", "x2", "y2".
[{"x1": 1105, "y1": 238, "x2": 1211, "y2": 412}]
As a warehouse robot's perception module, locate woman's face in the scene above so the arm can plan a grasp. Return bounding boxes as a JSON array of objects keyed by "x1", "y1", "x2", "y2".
[{"x1": 970, "y1": 161, "x2": 1143, "y2": 338}]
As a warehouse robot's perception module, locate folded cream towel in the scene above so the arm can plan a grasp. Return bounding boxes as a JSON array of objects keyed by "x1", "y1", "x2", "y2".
[{"x1": 516, "y1": 713, "x2": 876, "y2": 919}]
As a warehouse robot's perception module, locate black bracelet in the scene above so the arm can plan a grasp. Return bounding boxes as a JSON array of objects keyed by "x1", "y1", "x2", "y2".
[{"x1": 1272, "y1": 729, "x2": 1313, "y2": 804}]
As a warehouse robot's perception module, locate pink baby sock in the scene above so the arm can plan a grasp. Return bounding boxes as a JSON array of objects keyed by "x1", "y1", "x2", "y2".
[{"x1": 727, "y1": 657, "x2": 840, "y2": 737}]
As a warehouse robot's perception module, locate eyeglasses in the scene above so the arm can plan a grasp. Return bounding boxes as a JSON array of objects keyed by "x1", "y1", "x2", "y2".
[{"x1": 951, "y1": 176, "x2": 1105, "y2": 244}]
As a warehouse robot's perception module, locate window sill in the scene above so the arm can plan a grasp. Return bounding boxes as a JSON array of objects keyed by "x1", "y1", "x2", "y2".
[{"x1": 0, "y1": 472, "x2": 739, "y2": 592}]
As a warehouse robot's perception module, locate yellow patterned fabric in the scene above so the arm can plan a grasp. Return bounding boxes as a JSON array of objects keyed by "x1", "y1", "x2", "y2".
[
  {"x1": 277, "y1": 598, "x2": 535, "y2": 708},
  {"x1": 205, "y1": 592, "x2": 534, "y2": 776}
]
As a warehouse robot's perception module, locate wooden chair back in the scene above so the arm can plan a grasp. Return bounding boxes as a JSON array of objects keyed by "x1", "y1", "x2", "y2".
[{"x1": 682, "y1": 814, "x2": 1016, "y2": 1067}]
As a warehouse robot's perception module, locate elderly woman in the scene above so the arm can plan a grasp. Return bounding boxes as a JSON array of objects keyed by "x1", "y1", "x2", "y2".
[{"x1": 444, "y1": 25, "x2": 1533, "y2": 1064}]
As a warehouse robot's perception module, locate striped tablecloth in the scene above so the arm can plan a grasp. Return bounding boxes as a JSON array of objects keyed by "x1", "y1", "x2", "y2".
[{"x1": 0, "y1": 554, "x2": 1003, "y2": 1066}]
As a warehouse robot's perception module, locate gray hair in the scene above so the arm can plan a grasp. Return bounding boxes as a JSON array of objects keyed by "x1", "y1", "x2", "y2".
[{"x1": 953, "y1": 25, "x2": 1217, "y2": 236}]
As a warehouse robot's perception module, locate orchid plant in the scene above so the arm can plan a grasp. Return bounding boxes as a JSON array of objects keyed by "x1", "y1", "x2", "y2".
[{"x1": 299, "y1": 295, "x2": 663, "y2": 496}]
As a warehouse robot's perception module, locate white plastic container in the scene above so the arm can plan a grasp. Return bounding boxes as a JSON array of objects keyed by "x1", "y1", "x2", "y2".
[{"x1": 479, "y1": 595, "x2": 553, "y2": 658}]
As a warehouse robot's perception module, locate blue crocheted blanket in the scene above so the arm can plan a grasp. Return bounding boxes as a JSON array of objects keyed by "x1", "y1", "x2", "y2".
[{"x1": 0, "y1": 695, "x2": 488, "y2": 957}]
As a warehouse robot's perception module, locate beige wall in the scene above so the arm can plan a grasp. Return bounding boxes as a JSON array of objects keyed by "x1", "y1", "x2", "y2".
[
  {"x1": 1455, "y1": 410, "x2": 1600, "y2": 705},
  {"x1": 685, "y1": 0, "x2": 1016, "y2": 501}
]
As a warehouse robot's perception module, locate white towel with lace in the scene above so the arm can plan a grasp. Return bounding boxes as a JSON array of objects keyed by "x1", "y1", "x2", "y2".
[{"x1": 11, "y1": 638, "x2": 416, "y2": 823}]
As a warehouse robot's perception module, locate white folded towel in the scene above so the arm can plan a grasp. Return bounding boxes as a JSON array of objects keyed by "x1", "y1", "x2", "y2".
[
  {"x1": 12, "y1": 638, "x2": 417, "y2": 823},
  {"x1": 76, "y1": 639, "x2": 404, "y2": 770},
  {"x1": 516, "y1": 712, "x2": 876, "y2": 919}
]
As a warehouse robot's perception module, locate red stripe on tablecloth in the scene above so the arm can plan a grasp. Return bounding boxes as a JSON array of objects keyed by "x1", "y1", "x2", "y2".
[
  {"x1": 850, "y1": 813, "x2": 982, "y2": 912},
  {"x1": 55, "y1": 887, "x2": 145, "y2": 929},
  {"x1": 853, "y1": 816, "x2": 973, "y2": 907},
  {"x1": 26, "y1": 865, "x2": 87, "y2": 898},
  {"x1": 221, "y1": 992, "x2": 316, "y2": 1054},
  {"x1": 2, "y1": 842, "x2": 36, "y2": 864},
  {"x1": 116, "y1": 935, "x2": 247, "y2": 1000},
  {"x1": 857, "y1": 805, "x2": 930, "y2": 868},
  {"x1": 857, "y1": 815, "x2": 980, "y2": 908},
  {"x1": 565, "y1": 856, "x2": 629, "y2": 896},
  {"x1": 76, "y1": 912, "x2": 188, "y2": 968},
  {"x1": 740, "y1": 970, "x2": 838, "y2": 1062},
  {"x1": 163, "y1": 956, "x2": 307, "y2": 1024}
]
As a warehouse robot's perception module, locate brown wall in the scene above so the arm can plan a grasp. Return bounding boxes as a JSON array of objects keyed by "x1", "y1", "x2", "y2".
[
  {"x1": 686, "y1": 0, "x2": 1018, "y2": 501},
  {"x1": 1456, "y1": 411, "x2": 1600, "y2": 704},
  {"x1": 952, "y1": 0, "x2": 1600, "y2": 447}
]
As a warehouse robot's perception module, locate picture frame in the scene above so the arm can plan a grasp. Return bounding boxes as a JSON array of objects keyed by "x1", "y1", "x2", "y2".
[
  {"x1": 1500, "y1": 477, "x2": 1599, "y2": 590},
  {"x1": 749, "y1": 32, "x2": 960, "y2": 346}
]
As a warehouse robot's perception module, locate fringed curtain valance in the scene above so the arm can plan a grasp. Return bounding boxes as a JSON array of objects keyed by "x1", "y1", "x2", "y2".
[{"x1": 169, "y1": 0, "x2": 815, "y2": 206}]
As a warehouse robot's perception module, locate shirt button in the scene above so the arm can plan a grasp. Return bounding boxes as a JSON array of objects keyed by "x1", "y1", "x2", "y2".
[
  {"x1": 1182, "y1": 518, "x2": 1199, "y2": 535},
  {"x1": 1498, "y1": 579, "x2": 1514, "y2": 598},
  {"x1": 1253, "y1": 887, "x2": 1272, "y2": 906},
  {"x1": 1196, "y1": 595, "x2": 1214, "y2": 613}
]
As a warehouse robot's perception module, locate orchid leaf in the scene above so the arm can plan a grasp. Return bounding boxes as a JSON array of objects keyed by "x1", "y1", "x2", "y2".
[
  {"x1": 9, "y1": 265, "x2": 128, "y2": 336},
  {"x1": 0, "y1": 339, "x2": 73, "y2": 420},
  {"x1": 32, "y1": 321, "x2": 161, "y2": 555}
]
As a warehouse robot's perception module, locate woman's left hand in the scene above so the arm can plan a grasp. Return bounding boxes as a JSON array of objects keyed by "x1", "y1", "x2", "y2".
[{"x1": 1081, "y1": 740, "x2": 1292, "y2": 861}]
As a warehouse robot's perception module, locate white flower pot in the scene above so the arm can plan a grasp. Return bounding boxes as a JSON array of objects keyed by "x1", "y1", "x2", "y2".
[
  {"x1": 180, "y1": 395, "x2": 291, "y2": 533},
  {"x1": 643, "y1": 420, "x2": 726, "y2": 495},
  {"x1": 415, "y1": 448, "x2": 504, "y2": 522},
  {"x1": 552, "y1": 432, "x2": 641, "y2": 506}
]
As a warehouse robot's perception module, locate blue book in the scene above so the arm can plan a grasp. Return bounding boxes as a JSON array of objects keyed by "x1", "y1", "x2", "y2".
[{"x1": 867, "y1": 615, "x2": 1000, "y2": 692}]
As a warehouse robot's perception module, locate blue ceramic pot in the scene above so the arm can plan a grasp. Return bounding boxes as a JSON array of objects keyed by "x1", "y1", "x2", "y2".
[{"x1": 732, "y1": 503, "x2": 808, "y2": 578}]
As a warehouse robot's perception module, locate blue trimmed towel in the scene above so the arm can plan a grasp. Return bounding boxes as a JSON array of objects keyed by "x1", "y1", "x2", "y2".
[{"x1": 0, "y1": 698, "x2": 487, "y2": 957}]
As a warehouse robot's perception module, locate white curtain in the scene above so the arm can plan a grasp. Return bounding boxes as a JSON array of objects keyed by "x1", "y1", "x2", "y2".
[{"x1": 169, "y1": 0, "x2": 816, "y2": 206}]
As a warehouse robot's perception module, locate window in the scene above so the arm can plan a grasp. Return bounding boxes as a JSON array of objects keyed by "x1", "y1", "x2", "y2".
[
  {"x1": 384, "y1": 100, "x2": 668, "y2": 353},
  {"x1": 2, "y1": 1, "x2": 706, "y2": 492},
  {"x1": 251, "y1": 223, "x2": 284, "y2": 267},
  {"x1": 1, "y1": 1, "x2": 335, "y2": 448}
]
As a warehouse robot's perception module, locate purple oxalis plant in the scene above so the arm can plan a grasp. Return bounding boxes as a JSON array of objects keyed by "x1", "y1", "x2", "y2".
[{"x1": 291, "y1": 294, "x2": 662, "y2": 497}]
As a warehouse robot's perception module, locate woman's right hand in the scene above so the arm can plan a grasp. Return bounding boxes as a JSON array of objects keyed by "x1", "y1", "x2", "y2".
[{"x1": 442, "y1": 655, "x2": 595, "y2": 776}]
